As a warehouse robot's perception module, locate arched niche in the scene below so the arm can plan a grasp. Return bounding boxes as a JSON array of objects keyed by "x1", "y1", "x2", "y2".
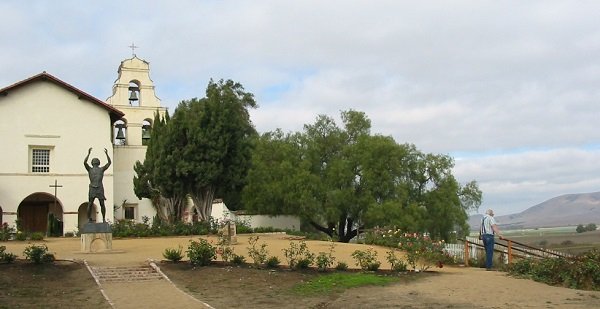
[
  {"x1": 113, "y1": 119, "x2": 128, "y2": 146},
  {"x1": 142, "y1": 118, "x2": 153, "y2": 145},
  {"x1": 18, "y1": 192, "x2": 64, "y2": 235},
  {"x1": 128, "y1": 80, "x2": 140, "y2": 106}
]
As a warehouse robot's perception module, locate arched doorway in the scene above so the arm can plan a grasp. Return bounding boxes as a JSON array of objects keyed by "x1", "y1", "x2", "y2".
[
  {"x1": 78, "y1": 203, "x2": 97, "y2": 229},
  {"x1": 18, "y1": 192, "x2": 63, "y2": 235}
]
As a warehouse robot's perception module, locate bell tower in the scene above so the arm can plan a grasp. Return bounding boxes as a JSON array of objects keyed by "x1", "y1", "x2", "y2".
[
  {"x1": 107, "y1": 49, "x2": 167, "y2": 223},
  {"x1": 106, "y1": 51, "x2": 165, "y2": 146}
]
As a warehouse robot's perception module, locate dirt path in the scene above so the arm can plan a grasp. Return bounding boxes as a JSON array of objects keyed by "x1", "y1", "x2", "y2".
[
  {"x1": 3, "y1": 234, "x2": 600, "y2": 308},
  {"x1": 328, "y1": 266, "x2": 600, "y2": 308}
]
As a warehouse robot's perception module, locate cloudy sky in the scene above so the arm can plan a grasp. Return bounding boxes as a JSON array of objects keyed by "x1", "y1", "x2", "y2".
[{"x1": 2, "y1": 1, "x2": 600, "y2": 215}]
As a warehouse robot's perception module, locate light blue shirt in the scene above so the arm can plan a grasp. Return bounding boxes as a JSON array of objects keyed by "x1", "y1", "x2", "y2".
[{"x1": 480, "y1": 215, "x2": 497, "y2": 235}]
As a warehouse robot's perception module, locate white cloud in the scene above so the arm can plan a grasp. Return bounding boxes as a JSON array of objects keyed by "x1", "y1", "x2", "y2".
[
  {"x1": 2, "y1": 1, "x2": 600, "y2": 215},
  {"x1": 454, "y1": 148, "x2": 600, "y2": 215}
]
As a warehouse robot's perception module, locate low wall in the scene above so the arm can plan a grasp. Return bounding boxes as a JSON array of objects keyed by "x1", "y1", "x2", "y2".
[{"x1": 235, "y1": 214, "x2": 300, "y2": 231}]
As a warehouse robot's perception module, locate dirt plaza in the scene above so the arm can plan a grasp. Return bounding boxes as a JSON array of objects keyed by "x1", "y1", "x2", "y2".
[{"x1": 2, "y1": 234, "x2": 600, "y2": 308}]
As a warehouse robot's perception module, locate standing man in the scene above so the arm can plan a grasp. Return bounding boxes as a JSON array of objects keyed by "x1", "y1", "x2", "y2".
[
  {"x1": 84, "y1": 148, "x2": 111, "y2": 223},
  {"x1": 480, "y1": 208, "x2": 503, "y2": 270}
]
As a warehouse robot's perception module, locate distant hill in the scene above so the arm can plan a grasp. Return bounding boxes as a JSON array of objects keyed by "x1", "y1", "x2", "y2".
[{"x1": 469, "y1": 191, "x2": 600, "y2": 230}]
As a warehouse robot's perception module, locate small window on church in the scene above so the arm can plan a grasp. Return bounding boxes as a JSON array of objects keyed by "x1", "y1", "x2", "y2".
[
  {"x1": 124, "y1": 205, "x2": 136, "y2": 220},
  {"x1": 31, "y1": 148, "x2": 51, "y2": 173}
]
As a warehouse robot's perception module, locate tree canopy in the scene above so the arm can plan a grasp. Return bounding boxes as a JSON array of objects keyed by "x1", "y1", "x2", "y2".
[{"x1": 242, "y1": 110, "x2": 481, "y2": 242}]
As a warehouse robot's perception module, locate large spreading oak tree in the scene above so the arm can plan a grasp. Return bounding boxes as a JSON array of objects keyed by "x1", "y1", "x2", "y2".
[{"x1": 242, "y1": 110, "x2": 481, "y2": 242}]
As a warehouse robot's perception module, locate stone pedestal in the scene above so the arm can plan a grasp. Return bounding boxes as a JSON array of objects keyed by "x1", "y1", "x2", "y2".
[
  {"x1": 220, "y1": 221, "x2": 237, "y2": 244},
  {"x1": 80, "y1": 222, "x2": 112, "y2": 252}
]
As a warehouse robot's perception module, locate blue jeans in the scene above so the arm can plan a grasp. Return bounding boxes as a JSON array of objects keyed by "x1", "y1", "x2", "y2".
[{"x1": 482, "y1": 234, "x2": 495, "y2": 269}]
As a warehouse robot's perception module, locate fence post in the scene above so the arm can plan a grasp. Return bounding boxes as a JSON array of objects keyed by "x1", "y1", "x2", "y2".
[
  {"x1": 464, "y1": 239, "x2": 470, "y2": 267},
  {"x1": 507, "y1": 239, "x2": 513, "y2": 264}
]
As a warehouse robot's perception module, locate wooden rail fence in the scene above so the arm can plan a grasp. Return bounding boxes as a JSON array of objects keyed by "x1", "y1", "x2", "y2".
[{"x1": 444, "y1": 236, "x2": 573, "y2": 266}]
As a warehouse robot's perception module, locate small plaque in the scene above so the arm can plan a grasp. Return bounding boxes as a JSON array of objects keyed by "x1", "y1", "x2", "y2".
[{"x1": 81, "y1": 222, "x2": 112, "y2": 234}]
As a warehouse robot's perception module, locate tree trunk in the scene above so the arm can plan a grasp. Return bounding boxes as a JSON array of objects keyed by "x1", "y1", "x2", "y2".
[
  {"x1": 190, "y1": 187, "x2": 216, "y2": 222},
  {"x1": 148, "y1": 183, "x2": 185, "y2": 223},
  {"x1": 308, "y1": 220, "x2": 333, "y2": 237},
  {"x1": 337, "y1": 216, "x2": 359, "y2": 243}
]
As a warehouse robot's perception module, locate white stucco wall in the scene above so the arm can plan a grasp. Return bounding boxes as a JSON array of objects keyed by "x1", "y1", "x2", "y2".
[
  {"x1": 0, "y1": 79, "x2": 115, "y2": 232},
  {"x1": 210, "y1": 202, "x2": 300, "y2": 231},
  {"x1": 235, "y1": 214, "x2": 300, "y2": 231},
  {"x1": 112, "y1": 146, "x2": 155, "y2": 221}
]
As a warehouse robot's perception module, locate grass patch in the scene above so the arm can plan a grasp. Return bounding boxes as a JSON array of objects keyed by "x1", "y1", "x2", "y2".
[{"x1": 292, "y1": 272, "x2": 400, "y2": 295}]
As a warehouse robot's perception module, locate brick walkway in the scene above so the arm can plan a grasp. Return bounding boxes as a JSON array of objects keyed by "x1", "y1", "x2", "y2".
[{"x1": 85, "y1": 261, "x2": 213, "y2": 308}]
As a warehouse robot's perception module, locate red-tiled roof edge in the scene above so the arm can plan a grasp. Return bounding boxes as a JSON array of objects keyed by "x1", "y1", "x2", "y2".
[{"x1": 0, "y1": 72, "x2": 125, "y2": 121}]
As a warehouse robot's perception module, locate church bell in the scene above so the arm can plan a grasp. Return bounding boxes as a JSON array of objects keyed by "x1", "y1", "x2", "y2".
[
  {"x1": 142, "y1": 124, "x2": 151, "y2": 140},
  {"x1": 115, "y1": 124, "x2": 126, "y2": 140},
  {"x1": 129, "y1": 90, "x2": 139, "y2": 102}
]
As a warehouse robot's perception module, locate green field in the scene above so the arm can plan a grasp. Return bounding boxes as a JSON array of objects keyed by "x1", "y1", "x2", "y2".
[{"x1": 502, "y1": 227, "x2": 600, "y2": 254}]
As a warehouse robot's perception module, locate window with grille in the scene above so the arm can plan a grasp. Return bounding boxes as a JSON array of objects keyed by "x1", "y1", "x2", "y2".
[
  {"x1": 31, "y1": 149, "x2": 50, "y2": 173},
  {"x1": 124, "y1": 206, "x2": 136, "y2": 220}
]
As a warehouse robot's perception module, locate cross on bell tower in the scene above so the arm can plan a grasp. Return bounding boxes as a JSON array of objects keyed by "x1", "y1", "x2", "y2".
[{"x1": 128, "y1": 43, "x2": 139, "y2": 57}]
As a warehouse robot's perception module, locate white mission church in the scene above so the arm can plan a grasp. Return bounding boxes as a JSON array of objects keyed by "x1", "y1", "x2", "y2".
[
  {"x1": 0, "y1": 55, "x2": 299, "y2": 235},
  {"x1": 0, "y1": 55, "x2": 173, "y2": 234}
]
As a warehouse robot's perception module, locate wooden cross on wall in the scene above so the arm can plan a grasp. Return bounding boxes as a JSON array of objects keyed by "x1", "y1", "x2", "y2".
[{"x1": 49, "y1": 179, "x2": 63, "y2": 207}]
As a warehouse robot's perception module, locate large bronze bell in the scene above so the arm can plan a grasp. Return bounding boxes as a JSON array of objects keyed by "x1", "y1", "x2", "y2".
[
  {"x1": 115, "y1": 124, "x2": 126, "y2": 140},
  {"x1": 129, "y1": 90, "x2": 138, "y2": 102}
]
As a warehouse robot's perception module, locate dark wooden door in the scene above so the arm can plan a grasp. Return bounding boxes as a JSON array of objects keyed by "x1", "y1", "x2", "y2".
[{"x1": 19, "y1": 203, "x2": 49, "y2": 233}]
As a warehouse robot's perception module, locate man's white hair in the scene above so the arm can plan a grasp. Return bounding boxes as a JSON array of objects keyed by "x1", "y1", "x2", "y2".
[{"x1": 485, "y1": 208, "x2": 494, "y2": 215}]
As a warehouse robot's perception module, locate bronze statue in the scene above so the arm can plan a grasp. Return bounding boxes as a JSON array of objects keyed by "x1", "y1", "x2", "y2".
[{"x1": 84, "y1": 148, "x2": 111, "y2": 223}]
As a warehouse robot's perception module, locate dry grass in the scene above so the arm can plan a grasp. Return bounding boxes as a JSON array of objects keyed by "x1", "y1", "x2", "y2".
[{"x1": 0, "y1": 260, "x2": 110, "y2": 309}]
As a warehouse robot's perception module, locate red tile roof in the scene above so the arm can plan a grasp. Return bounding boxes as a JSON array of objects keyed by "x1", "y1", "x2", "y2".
[{"x1": 0, "y1": 72, "x2": 124, "y2": 122}]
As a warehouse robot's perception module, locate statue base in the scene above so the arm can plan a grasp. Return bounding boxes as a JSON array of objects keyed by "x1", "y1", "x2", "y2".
[{"x1": 80, "y1": 222, "x2": 112, "y2": 253}]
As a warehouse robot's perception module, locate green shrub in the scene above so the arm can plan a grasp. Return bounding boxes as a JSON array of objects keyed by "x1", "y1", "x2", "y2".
[
  {"x1": 315, "y1": 241, "x2": 336, "y2": 271},
  {"x1": 64, "y1": 231, "x2": 75, "y2": 237},
  {"x1": 23, "y1": 244, "x2": 54, "y2": 264},
  {"x1": 247, "y1": 236, "x2": 269, "y2": 266},
  {"x1": 296, "y1": 258, "x2": 313, "y2": 269},
  {"x1": 187, "y1": 239, "x2": 216, "y2": 266},
  {"x1": 0, "y1": 246, "x2": 17, "y2": 263},
  {"x1": 15, "y1": 232, "x2": 27, "y2": 241},
  {"x1": 367, "y1": 261, "x2": 381, "y2": 271},
  {"x1": 253, "y1": 226, "x2": 280, "y2": 233},
  {"x1": 30, "y1": 232, "x2": 44, "y2": 241},
  {"x1": 335, "y1": 261, "x2": 349, "y2": 271},
  {"x1": 235, "y1": 221, "x2": 253, "y2": 234},
  {"x1": 508, "y1": 258, "x2": 544, "y2": 279},
  {"x1": 396, "y1": 232, "x2": 446, "y2": 271},
  {"x1": 365, "y1": 229, "x2": 448, "y2": 271},
  {"x1": 283, "y1": 240, "x2": 315, "y2": 270},
  {"x1": 386, "y1": 249, "x2": 407, "y2": 272},
  {"x1": 508, "y1": 251, "x2": 600, "y2": 290},
  {"x1": 351, "y1": 248, "x2": 379, "y2": 271},
  {"x1": 216, "y1": 232, "x2": 235, "y2": 262},
  {"x1": 0, "y1": 223, "x2": 15, "y2": 241},
  {"x1": 163, "y1": 246, "x2": 184, "y2": 262},
  {"x1": 566, "y1": 250, "x2": 600, "y2": 290},
  {"x1": 266, "y1": 256, "x2": 280, "y2": 268},
  {"x1": 231, "y1": 254, "x2": 246, "y2": 265}
]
